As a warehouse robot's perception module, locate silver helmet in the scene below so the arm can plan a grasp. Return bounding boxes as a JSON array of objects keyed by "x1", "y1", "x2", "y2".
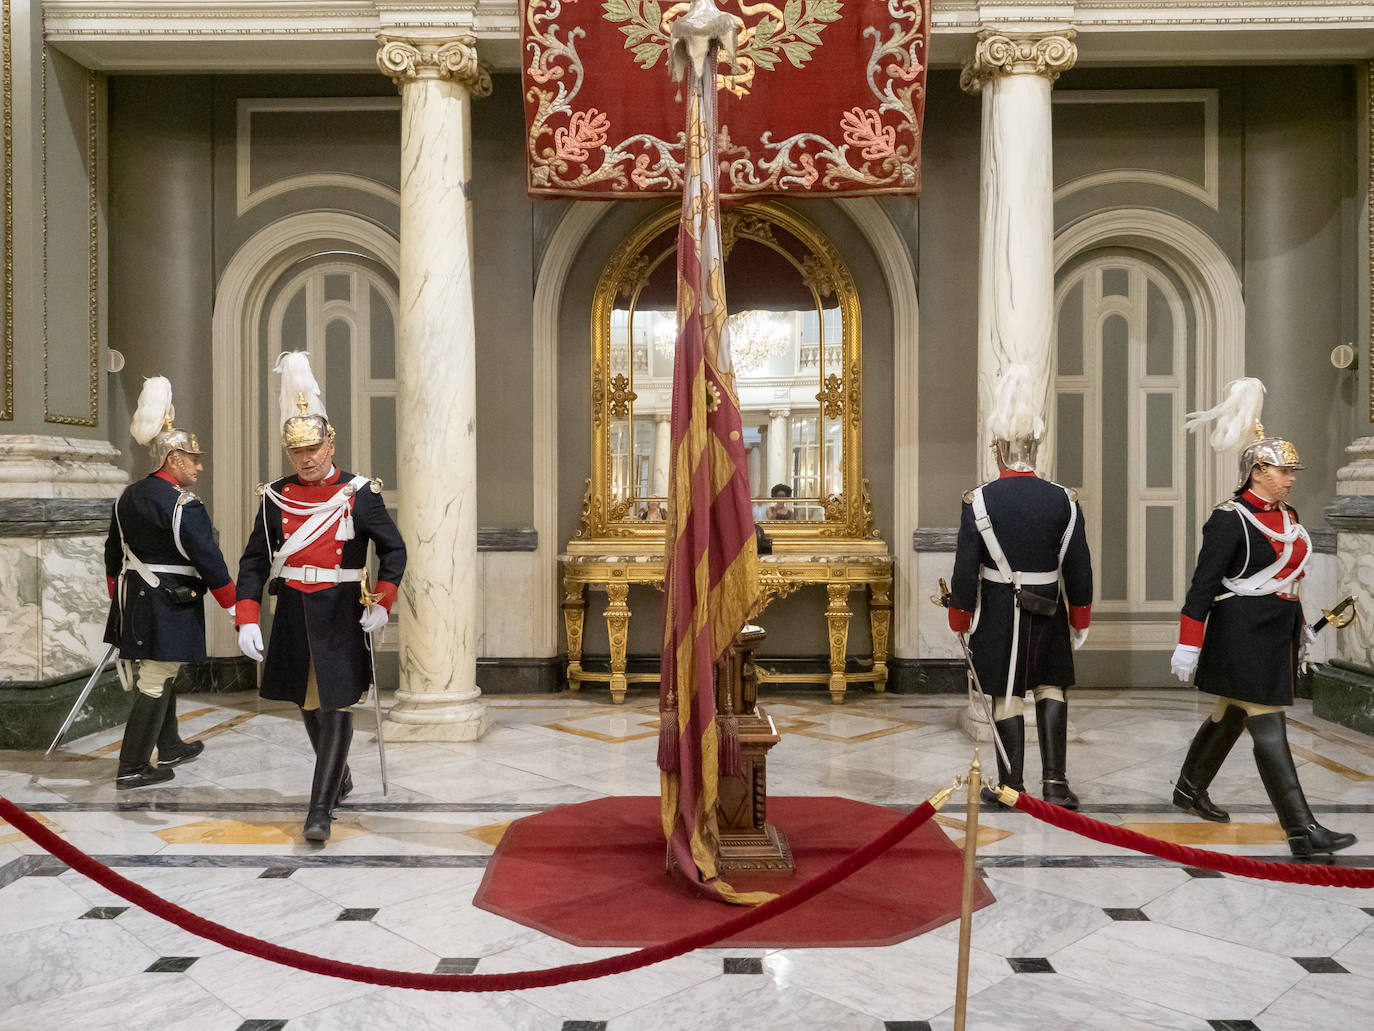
[
  {"x1": 130, "y1": 377, "x2": 202, "y2": 468},
  {"x1": 1238, "y1": 430, "x2": 1303, "y2": 490}
]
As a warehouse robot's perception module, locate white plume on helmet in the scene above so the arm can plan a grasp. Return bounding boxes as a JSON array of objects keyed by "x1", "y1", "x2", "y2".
[
  {"x1": 1183, "y1": 376, "x2": 1302, "y2": 490},
  {"x1": 130, "y1": 376, "x2": 174, "y2": 446},
  {"x1": 275, "y1": 351, "x2": 333, "y2": 449},
  {"x1": 1182, "y1": 377, "x2": 1265, "y2": 451},
  {"x1": 987, "y1": 363, "x2": 1045, "y2": 474}
]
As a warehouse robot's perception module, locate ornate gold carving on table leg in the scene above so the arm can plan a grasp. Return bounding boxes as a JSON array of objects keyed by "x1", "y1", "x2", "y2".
[
  {"x1": 604, "y1": 579, "x2": 631, "y2": 705},
  {"x1": 869, "y1": 577, "x2": 892, "y2": 692},
  {"x1": 561, "y1": 578, "x2": 587, "y2": 691},
  {"x1": 825, "y1": 581, "x2": 852, "y2": 704}
]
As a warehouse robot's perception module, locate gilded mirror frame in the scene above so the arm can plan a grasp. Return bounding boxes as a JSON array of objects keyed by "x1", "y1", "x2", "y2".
[{"x1": 573, "y1": 199, "x2": 877, "y2": 547}]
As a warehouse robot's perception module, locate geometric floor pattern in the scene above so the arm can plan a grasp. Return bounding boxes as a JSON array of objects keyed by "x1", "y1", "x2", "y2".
[{"x1": 2, "y1": 688, "x2": 1373, "y2": 1029}]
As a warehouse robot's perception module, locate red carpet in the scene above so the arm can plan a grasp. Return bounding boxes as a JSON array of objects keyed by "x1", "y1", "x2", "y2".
[{"x1": 473, "y1": 796, "x2": 994, "y2": 948}]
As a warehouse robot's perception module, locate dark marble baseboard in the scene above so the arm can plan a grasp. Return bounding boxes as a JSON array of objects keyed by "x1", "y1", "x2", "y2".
[
  {"x1": 887, "y1": 657, "x2": 967, "y2": 694},
  {"x1": 1312, "y1": 660, "x2": 1374, "y2": 737},
  {"x1": 0, "y1": 666, "x2": 126, "y2": 751},
  {"x1": 476, "y1": 656, "x2": 564, "y2": 694},
  {"x1": 0, "y1": 657, "x2": 256, "y2": 751},
  {"x1": 1325, "y1": 496, "x2": 1374, "y2": 532},
  {"x1": 170, "y1": 657, "x2": 258, "y2": 695},
  {"x1": 477, "y1": 527, "x2": 538, "y2": 552},
  {"x1": 913, "y1": 528, "x2": 958, "y2": 552},
  {"x1": 0, "y1": 497, "x2": 113, "y2": 537}
]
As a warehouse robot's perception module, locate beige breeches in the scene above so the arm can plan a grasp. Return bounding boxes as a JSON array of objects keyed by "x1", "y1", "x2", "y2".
[
  {"x1": 993, "y1": 685, "x2": 1065, "y2": 721},
  {"x1": 136, "y1": 659, "x2": 181, "y2": 699},
  {"x1": 1212, "y1": 696, "x2": 1284, "y2": 719},
  {"x1": 301, "y1": 665, "x2": 351, "y2": 713}
]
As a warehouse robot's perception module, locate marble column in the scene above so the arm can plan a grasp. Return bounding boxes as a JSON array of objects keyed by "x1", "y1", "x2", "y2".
[
  {"x1": 961, "y1": 28, "x2": 1077, "y2": 481},
  {"x1": 1328, "y1": 438, "x2": 1374, "y2": 667},
  {"x1": 376, "y1": 33, "x2": 491, "y2": 741},
  {"x1": 652, "y1": 413, "x2": 671, "y2": 496},
  {"x1": 766, "y1": 408, "x2": 790, "y2": 491}
]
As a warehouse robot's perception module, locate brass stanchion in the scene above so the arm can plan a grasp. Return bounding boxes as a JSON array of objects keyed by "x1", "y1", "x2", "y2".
[{"x1": 953, "y1": 751, "x2": 982, "y2": 1031}]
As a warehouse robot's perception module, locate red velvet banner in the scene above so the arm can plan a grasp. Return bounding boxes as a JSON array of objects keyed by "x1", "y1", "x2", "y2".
[{"x1": 522, "y1": 0, "x2": 931, "y2": 198}]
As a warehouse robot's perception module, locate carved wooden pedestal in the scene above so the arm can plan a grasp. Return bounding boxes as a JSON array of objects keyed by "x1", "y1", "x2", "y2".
[{"x1": 714, "y1": 625, "x2": 795, "y2": 874}]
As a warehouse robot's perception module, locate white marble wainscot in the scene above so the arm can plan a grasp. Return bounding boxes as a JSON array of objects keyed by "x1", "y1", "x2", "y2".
[
  {"x1": 1327, "y1": 495, "x2": 1374, "y2": 667},
  {"x1": 913, "y1": 544, "x2": 961, "y2": 661},
  {"x1": 40, "y1": 535, "x2": 110, "y2": 678},
  {"x1": 378, "y1": 33, "x2": 491, "y2": 742},
  {"x1": 1299, "y1": 546, "x2": 1339, "y2": 665},
  {"x1": 0, "y1": 538, "x2": 43, "y2": 680},
  {"x1": 476, "y1": 550, "x2": 542, "y2": 658},
  {"x1": 0, "y1": 532, "x2": 109, "y2": 682},
  {"x1": 0, "y1": 435, "x2": 127, "y2": 499}
]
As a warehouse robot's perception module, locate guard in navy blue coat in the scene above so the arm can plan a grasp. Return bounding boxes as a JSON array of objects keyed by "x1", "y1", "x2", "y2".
[
  {"x1": 236, "y1": 352, "x2": 405, "y2": 843},
  {"x1": 105, "y1": 377, "x2": 236, "y2": 789},
  {"x1": 947, "y1": 365, "x2": 1093, "y2": 810},
  {"x1": 1171, "y1": 378, "x2": 1355, "y2": 856}
]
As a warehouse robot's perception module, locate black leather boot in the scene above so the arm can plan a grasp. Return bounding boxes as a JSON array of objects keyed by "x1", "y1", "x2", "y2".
[
  {"x1": 116, "y1": 691, "x2": 175, "y2": 790},
  {"x1": 303, "y1": 709, "x2": 353, "y2": 843},
  {"x1": 1173, "y1": 705, "x2": 1244, "y2": 823},
  {"x1": 980, "y1": 714, "x2": 1026, "y2": 808},
  {"x1": 155, "y1": 680, "x2": 204, "y2": 767},
  {"x1": 301, "y1": 708, "x2": 352, "y2": 809},
  {"x1": 1037, "y1": 697, "x2": 1079, "y2": 810},
  {"x1": 1248, "y1": 711, "x2": 1357, "y2": 857}
]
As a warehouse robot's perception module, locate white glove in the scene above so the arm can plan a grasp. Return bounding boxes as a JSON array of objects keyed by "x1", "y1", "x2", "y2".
[
  {"x1": 1070, "y1": 626, "x2": 1089, "y2": 650},
  {"x1": 226, "y1": 603, "x2": 236, "y2": 620},
  {"x1": 1170, "y1": 644, "x2": 1200, "y2": 682},
  {"x1": 1302, "y1": 624, "x2": 1317, "y2": 648},
  {"x1": 359, "y1": 605, "x2": 389, "y2": 634},
  {"x1": 238, "y1": 623, "x2": 264, "y2": 663}
]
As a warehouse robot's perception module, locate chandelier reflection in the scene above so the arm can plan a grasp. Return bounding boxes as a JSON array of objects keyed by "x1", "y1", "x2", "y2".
[{"x1": 653, "y1": 309, "x2": 791, "y2": 374}]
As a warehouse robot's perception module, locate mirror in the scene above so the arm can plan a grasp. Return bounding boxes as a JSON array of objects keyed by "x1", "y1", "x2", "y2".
[{"x1": 577, "y1": 200, "x2": 875, "y2": 546}]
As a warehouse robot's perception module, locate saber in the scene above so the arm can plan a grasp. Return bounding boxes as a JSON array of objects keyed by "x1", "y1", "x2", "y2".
[
  {"x1": 46, "y1": 643, "x2": 118, "y2": 757},
  {"x1": 360, "y1": 571, "x2": 389, "y2": 795},
  {"x1": 932, "y1": 578, "x2": 1009, "y2": 768},
  {"x1": 1312, "y1": 595, "x2": 1356, "y2": 634}
]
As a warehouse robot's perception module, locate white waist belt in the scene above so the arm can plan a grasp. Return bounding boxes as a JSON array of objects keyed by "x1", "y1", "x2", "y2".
[
  {"x1": 146, "y1": 563, "x2": 198, "y2": 576},
  {"x1": 981, "y1": 567, "x2": 1059, "y2": 586},
  {"x1": 280, "y1": 565, "x2": 364, "y2": 585}
]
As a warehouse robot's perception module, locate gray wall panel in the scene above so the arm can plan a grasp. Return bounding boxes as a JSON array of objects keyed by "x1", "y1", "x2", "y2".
[{"x1": 106, "y1": 76, "x2": 215, "y2": 488}]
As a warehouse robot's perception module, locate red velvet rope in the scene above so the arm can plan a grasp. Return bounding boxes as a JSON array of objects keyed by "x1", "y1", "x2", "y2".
[
  {"x1": 1012, "y1": 791, "x2": 1374, "y2": 888},
  {"x1": 0, "y1": 795, "x2": 935, "y2": 992}
]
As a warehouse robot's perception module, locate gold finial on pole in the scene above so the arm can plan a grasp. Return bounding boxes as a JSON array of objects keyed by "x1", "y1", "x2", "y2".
[{"x1": 953, "y1": 750, "x2": 983, "y2": 1031}]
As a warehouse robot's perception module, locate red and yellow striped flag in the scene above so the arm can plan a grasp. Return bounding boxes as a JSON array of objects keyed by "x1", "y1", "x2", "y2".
[{"x1": 658, "y1": 37, "x2": 766, "y2": 905}]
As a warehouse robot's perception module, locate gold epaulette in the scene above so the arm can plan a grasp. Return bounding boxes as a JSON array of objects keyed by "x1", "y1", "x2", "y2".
[
  {"x1": 370, "y1": 477, "x2": 383, "y2": 494},
  {"x1": 254, "y1": 483, "x2": 266, "y2": 497},
  {"x1": 1215, "y1": 500, "x2": 1236, "y2": 512},
  {"x1": 962, "y1": 488, "x2": 975, "y2": 504},
  {"x1": 176, "y1": 490, "x2": 199, "y2": 505}
]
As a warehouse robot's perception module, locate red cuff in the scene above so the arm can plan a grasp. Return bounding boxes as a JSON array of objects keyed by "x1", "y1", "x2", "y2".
[
  {"x1": 1179, "y1": 614, "x2": 1206, "y2": 648},
  {"x1": 948, "y1": 608, "x2": 972, "y2": 633},
  {"x1": 236, "y1": 599, "x2": 261, "y2": 627},
  {"x1": 106, "y1": 576, "x2": 116, "y2": 599},
  {"x1": 375, "y1": 581, "x2": 398, "y2": 612},
  {"x1": 211, "y1": 583, "x2": 236, "y2": 610},
  {"x1": 1069, "y1": 604, "x2": 1091, "y2": 630}
]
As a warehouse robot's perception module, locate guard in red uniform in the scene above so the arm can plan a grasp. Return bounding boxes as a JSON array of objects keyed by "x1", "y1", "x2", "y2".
[
  {"x1": 235, "y1": 352, "x2": 405, "y2": 843},
  {"x1": 105, "y1": 377, "x2": 236, "y2": 789},
  {"x1": 1171, "y1": 378, "x2": 1355, "y2": 856},
  {"x1": 948, "y1": 365, "x2": 1093, "y2": 810}
]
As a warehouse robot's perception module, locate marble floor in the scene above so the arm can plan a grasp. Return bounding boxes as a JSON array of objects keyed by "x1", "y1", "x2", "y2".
[{"x1": 2, "y1": 688, "x2": 1373, "y2": 1030}]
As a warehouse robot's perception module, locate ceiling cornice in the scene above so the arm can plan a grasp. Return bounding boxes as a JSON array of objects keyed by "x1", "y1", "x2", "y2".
[{"x1": 41, "y1": 0, "x2": 1374, "y2": 73}]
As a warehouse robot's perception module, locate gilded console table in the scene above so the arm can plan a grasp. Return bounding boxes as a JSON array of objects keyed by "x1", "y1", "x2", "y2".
[{"x1": 559, "y1": 549, "x2": 893, "y2": 704}]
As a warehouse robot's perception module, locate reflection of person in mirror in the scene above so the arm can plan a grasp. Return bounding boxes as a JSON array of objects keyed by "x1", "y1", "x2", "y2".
[
  {"x1": 766, "y1": 483, "x2": 793, "y2": 520},
  {"x1": 639, "y1": 500, "x2": 665, "y2": 522}
]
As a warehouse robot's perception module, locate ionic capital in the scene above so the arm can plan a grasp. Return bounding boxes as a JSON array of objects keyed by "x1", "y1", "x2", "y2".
[
  {"x1": 960, "y1": 28, "x2": 1077, "y2": 94},
  {"x1": 376, "y1": 34, "x2": 493, "y2": 96}
]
